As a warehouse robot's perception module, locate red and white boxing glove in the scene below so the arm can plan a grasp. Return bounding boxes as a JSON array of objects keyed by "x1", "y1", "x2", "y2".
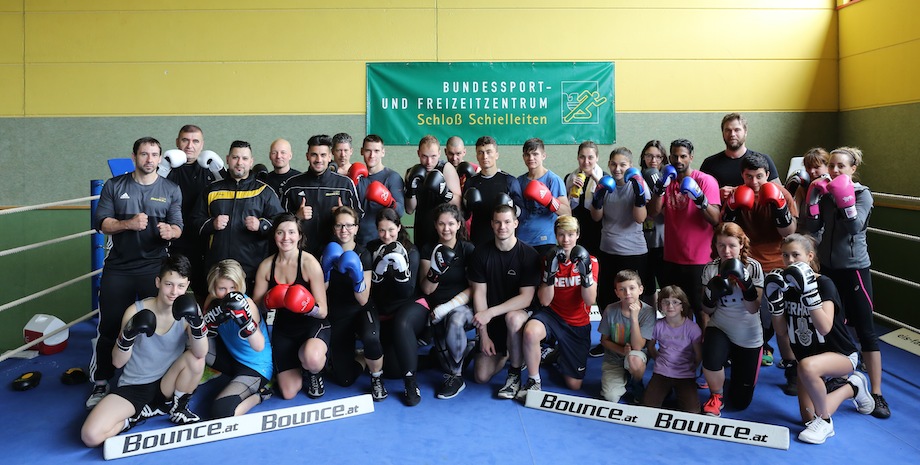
[
  {"x1": 348, "y1": 162, "x2": 369, "y2": 186},
  {"x1": 826, "y1": 174, "x2": 858, "y2": 220},
  {"x1": 366, "y1": 180, "x2": 396, "y2": 208},
  {"x1": 264, "y1": 283, "x2": 290, "y2": 310},
  {"x1": 524, "y1": 180, "x2": 560, "y2": 212},
  {"x1": 722, "y1": 185, "x2": 755, "y2": 223},
  {"x1": 759, "y1": 182, "x2": 793, "y2": 228},
  {"x1": 283, "y1": 284, "x2": 319, "y2": 317}
]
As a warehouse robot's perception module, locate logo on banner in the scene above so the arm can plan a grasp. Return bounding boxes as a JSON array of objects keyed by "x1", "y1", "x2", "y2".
[{"x1": 562, "y1": 81, "x2": 607, "y2": 124}]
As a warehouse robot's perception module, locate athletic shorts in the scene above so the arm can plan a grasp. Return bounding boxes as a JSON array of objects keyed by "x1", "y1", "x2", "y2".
[
  {"x1": 531, "y1": 309, "x2": 591, "y2": 380},
  {"x1": 111, "y1": 380, "x2": 167, "y2": 416},
  {"x1": 271, "y1": 317, "x2": 331, "y2": 373}
]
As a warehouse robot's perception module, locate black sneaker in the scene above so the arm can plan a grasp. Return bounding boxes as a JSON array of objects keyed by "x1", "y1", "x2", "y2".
[
  {"x1": 497, "y1": 370, "x2": 522, "y2": 399},
  {"x1": 306, "y1": 372, "x2": 325, "y2": 399},
  {"x1": 169, "y1": 393, "x2": 200, "y2": 425},
  {"x1": 437, "y1": 374, "x2": 466, "y2": 400},
  {"x1": 871, "y1": 394, "x2": 891, "y2": 419},
  {"x1": 85, "y1": 383, "x2": 109, "y2": 411},
  {"x1": 404, "y1": 376, "x2": 421, "y2": 406},
  {"x1": 588, "y1": 344, "x2": 604, "y2": 358},
  {"x1": 370, "y1": 375, "x2": 388, "y2": 402},
  {"x1": 782, "y1": 365, "x2": 799, "y2": 396}
]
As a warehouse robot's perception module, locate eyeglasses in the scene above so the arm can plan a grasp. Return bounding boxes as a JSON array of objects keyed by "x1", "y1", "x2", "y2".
[
  {"x1": 660, "y1": 299, "x2": 683, "y2": 307},
  {"x1": 334, "y1": 223, "x2": 357, "y2": 230}
]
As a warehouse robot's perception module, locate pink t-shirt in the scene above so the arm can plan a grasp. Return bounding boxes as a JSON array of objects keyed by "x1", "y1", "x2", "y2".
[{"x1": 662, "y1": 170, "x2": 720, "y2": 265}]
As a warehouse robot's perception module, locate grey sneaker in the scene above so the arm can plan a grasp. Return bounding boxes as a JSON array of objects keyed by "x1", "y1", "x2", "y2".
[
  {"x1": 497, "y1": 371, "x2": 522, "y2": 399},
  {"x1": 85, "y1": 383, "x2": 109, "y2": 411},
  {"x1": 515, "y1": 378, "x2": 541, "y2": 401},
  {"x1": 370, "y1": 375, "x2": 388, "y2": 402},
  {"x1": 847, "y1": 372, "x2": 875, "y2": 415},
  {"x1": 437, "y1": 374, "x2": 466, "y2": 400}
]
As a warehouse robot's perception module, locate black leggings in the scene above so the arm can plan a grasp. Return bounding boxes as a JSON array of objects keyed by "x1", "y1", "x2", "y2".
[
  {"x1": 91, "y1": 271, "x2": 158, "y2": 382},
  {"x1": 380, "y1": 302, "x2": 429, "y2": 378},
  {"x1": 327, "y1": 303, "x2": 383, "y2": 387},
  {"x1": 702, "y1": 326, "x2": 762, "y2": 410},
  {"x1": 823, "y1": 266, "x2": 879, "y2": 352}
]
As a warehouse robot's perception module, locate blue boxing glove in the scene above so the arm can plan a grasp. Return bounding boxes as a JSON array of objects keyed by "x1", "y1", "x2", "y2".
[
  {"x1": 680, "y1": 176, "x2": 709, "y2": 210},
  {"x1": 624, "y1": 167, "x2": 649, "y2": 207},
  {"x1": 321, "y1": 242, "x2": 344, "y2": 283},
  {"x1": 337, "y1": 250, "x2": 367, "y2": 293},
  {"x1": 591, "y1": 175, "x2": 617, "y2": 210}
]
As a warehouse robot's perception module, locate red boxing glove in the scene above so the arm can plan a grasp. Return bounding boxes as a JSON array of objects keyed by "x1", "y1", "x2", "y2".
[
  {"x1": 524, "y1": 180, "x2": 560, "y2": 212},
  {"x1": 826, "y1": 174, "x2": 858, "y2": 220},
  {"x1": 264, "y1": 283, "x2": 290, "y2": 310},
  {"x1": 759, "y1": 182, "x2": 786, "y2": 208},
  {"x1": 284, "y1": 284, "x2": 318, "y2": 316},
  {"x1": 366, "y1": 180, "x2": 396, "y2": 208},
  {"x1": 348, "y1": 162, "x2": 369, "y2": 186},
  {"x1": 728, "y1": 185, "x2": 756, "y2": 210},
  {"x1": 760, "y1": 182, "x2": 793, "y2": 228}
]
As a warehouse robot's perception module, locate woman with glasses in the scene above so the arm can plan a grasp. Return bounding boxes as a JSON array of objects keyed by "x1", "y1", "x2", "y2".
[
  {"x1": 320, "y1": 206, "x2": 388, "y2": 401},
  {"x1": 639, "y1": 140, "x2": 669, "y2": 306}
]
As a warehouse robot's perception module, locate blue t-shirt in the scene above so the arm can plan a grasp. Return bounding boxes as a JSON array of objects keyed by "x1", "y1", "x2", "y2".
[{"x1": 516, "y1": 170, "x2": 565, "y2": 247}]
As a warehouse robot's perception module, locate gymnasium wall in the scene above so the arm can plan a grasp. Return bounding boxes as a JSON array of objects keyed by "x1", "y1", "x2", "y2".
[
  {"x1": 836, "y1": 0, "x2": 920, "y2": 329},
  {"x1": 0, "y1": 0, "x2": 860, "y2": 351}
]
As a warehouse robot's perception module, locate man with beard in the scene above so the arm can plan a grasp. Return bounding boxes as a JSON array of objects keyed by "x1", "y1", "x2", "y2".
[
  {"x1": 647, "y1": 139, "x2": 721, "y2": 328},
  {"x1": 700, "y1": 113, "x2": 781, "y2": 201},
  {"x1": 194, "y1": 140, "x2": 284, "y2": 291},
  {"x1": 281, "y1": 134, "x2": 362, "y2": 255},
  {"x1": 87, "y1": 137, "x2": 184, "y2": 410}
]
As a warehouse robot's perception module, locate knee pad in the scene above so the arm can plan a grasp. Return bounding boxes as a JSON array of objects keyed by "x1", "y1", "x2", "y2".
[{"x1": 211, "y1": 395, "x2": 242, "y2": 419}]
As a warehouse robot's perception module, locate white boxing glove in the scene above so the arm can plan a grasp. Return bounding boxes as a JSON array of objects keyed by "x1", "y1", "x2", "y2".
[
  {"x1": 198, "y1": 150, "x2": 224, "y2": 178},
  {"x1": 157, "y1": 149, "x2": 187, "y2": 178}
]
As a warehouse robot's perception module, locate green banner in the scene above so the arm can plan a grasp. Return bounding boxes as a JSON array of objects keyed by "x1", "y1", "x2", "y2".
[{"x1": 366, "y1": 62, "x2": 615, "y2": 146}]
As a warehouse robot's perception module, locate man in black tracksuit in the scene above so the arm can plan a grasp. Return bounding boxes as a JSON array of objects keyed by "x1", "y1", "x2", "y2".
[{"x1": 194, "y1": 140, "x2": 284, "y2": 290}]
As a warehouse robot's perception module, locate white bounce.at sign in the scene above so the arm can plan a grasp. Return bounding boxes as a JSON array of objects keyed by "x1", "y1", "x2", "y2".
[
  {"x1": 525, "y1": 390, "x2": 789, "y2": 450},
  {"x1": 104, "y1": 394, "x2": 374, "y2": 460}
]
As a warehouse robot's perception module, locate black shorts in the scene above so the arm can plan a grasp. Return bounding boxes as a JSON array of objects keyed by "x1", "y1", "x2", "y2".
[
  {"x1": 110, "y1": 380, "x2": 167, "y2": 416},
  {"x1": 485, "y1": 315, "x2": 510, "y2": 356},
  {"x1": 531, "y1": 309, "x2": 591, "y2": 379},
  {"x1": 271, "y1": 316, "x2": 331, "y2": 373}
]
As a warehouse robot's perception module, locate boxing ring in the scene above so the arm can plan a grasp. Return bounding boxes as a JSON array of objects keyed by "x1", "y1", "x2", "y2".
[
  {"x1": 0, "y1": 181, "x2": 104, "y2": 362},
  {"x1": 1, "y1": 181, "x2": 920, "y2": 464}
]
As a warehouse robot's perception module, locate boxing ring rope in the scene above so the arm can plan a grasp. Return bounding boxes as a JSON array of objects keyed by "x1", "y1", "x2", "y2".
[
  {"x1": 0, "y1": 230, "x2": 96, "y2": 258},
  {"x1": 0, "y1": 182, "x2": 104, "y2": 362}
]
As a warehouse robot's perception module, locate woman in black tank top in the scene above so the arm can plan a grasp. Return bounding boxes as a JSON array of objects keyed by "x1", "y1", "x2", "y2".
[{"x1": 252, "y1": 213, "x2": 329, "y2": 400}]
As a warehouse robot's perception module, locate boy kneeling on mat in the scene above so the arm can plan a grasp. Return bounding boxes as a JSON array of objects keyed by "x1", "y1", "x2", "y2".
[{"x1": 82, "y1": 255, "x2": 208, "y2": 447}]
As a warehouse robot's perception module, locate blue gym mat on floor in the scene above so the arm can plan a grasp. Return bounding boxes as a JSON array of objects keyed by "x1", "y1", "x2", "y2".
[{"x1": 2, "y1": 319, "x2": 918, "y2": 464}]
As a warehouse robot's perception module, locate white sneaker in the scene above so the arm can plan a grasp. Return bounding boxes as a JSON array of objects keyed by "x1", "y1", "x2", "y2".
[
  {"x1": 799, "y1": 415, "x2": 835, "y2": 444},
  {"x1": 847, "y1": 372, "x2": 875, "y2": 415}
]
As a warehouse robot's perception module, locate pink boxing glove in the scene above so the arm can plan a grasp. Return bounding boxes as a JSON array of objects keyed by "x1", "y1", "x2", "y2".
[
  {"x1": 827, "y1": 174, "x2": 857, "y2": 220},
  {"x1": 806, "y1": 174, "x2": 831, "y2": 218}
]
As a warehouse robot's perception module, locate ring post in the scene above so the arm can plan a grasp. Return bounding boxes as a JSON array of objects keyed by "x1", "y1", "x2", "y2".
[{"x1": 91, "y1": 180, "x2": 104, "y2": 312}]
